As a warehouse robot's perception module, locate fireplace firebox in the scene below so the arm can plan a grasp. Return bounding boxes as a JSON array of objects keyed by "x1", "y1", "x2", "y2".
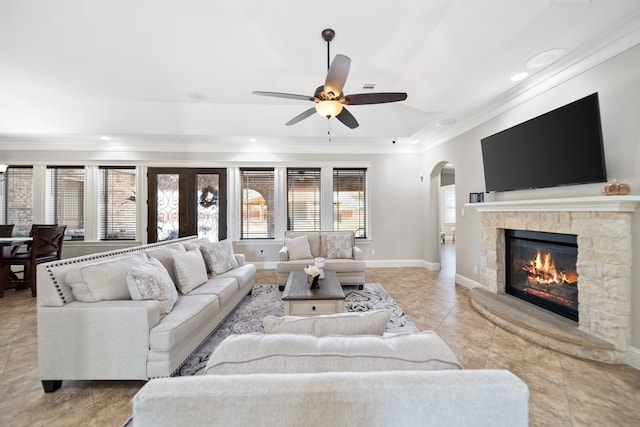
[{"x1": 505, "y1": 229, "x2": 578, "y2": 321}]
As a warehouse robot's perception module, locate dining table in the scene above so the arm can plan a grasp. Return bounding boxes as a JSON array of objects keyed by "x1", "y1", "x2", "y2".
[{"x1": 0, "y1": 236, "x2": 33, "y2": 297}]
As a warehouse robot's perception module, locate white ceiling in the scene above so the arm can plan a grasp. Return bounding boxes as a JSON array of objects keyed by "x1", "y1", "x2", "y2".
[{"x1": 1, "y1": 0, "x2": 640, "y2": 154}]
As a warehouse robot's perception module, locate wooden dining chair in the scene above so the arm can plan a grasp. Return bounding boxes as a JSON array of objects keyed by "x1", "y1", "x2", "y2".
[
  {"x1": 0, "y1": 225, "x2": 67, "y2": 297},
  {"x1": 0, "y1": 224, "x2": 14, "y2": 237}
]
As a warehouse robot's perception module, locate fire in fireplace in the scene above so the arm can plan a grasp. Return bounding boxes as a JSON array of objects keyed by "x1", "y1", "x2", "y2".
[{"x1": 505, "y1": 229, "x2": 578, "y2": 321}]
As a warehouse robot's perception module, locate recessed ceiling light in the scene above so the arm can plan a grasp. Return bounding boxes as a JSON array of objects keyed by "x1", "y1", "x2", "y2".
[
  {"x1": 412, "y1": 139, "x2": 420, "y2": 144},
  {"x1": 249, "y1": 138, "x2": 257, "y2": 142},
  {"x1": 526, "y1": 48, "x2": 566, "y2": 69},
  {"x1": 99, "y1": 135, "x2": 111, "y2": 141},
  {"x1": 510, "y1": 72, "x2": 529, "y2": 82}
]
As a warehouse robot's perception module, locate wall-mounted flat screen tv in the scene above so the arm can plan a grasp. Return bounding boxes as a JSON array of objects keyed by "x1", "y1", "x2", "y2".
[{"x1": 481, "y1": 93, "x2": 607, "y2": 192}]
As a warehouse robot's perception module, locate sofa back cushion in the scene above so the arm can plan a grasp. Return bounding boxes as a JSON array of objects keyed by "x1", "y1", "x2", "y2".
[
  {"x1": 263, "y1": 311, "x2": 390, "y2": 336},
  {"x1": 67, "y1": 253, "x2": 149, "y2": 302},
  {"x1": 145, "y1": 243, "x2": 186, "y2": 285},
  {"x1": 204, "y1": 332, "x2": 461, "y2": 375}
]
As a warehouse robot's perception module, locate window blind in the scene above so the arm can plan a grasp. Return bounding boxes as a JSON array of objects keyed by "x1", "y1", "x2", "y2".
[
  {"x1": 1, "y1": 166, "x2": 34, "y2": 236},
  {"x1": 287, "y1": 168, "x2": 321, "y2": 231},
  {"x1": 46, "y1": 166, "x2": 85, "y2": 240},
  {"x1": 99, "y1": 167, "x2": 137, "y2": 240},
  {"x1": 240, "y1": 168, "x2": 275, "y2": 239},
  {"x1": 333, "y1": 168, "x2": 367, "y2": 238}
]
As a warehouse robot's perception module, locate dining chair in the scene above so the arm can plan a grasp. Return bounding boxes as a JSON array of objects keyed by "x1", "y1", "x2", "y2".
[
  {"x1": 0, "y1": 224, "x2": 14, "y2": 237},
  {"x1": 0, "y1": 224, "x2": 67, "y2": 297}
]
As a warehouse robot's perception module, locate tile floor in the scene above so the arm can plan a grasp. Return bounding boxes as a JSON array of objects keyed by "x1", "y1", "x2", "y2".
[{"x1": 1, "y1": 244, "x2": 639, "y2": 426}]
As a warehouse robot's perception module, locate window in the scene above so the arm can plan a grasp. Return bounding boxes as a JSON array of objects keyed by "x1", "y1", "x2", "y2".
[
  {"x1": 287, "y1": 168, "x2": 321, "y2": 231},
  {"x1": 333, "y1": 168, "x2": 367, "y2": 238},
  {"x1": 240, "y1": 168, "x2": 274, "y2": 239},
  {"x1": 46, "y1": 166, "x2": 85, "y2": 240},
  {"x1": 442, "y1": 187, "x2": 456, "y2": 224},
  {"x1": 0, "y1": 166, "x2": 34, "y2": 236},
  {"x1": 99, "y1": 167, "x2": 136, "y2": 240}
]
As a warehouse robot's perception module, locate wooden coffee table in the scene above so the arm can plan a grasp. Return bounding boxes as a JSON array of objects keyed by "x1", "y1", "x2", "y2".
[{"x1": 282, "y1": 270, "x2": 345, "y2": 316}]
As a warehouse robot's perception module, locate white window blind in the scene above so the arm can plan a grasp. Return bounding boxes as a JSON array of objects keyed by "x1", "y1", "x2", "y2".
[
  {"x1": 99, "y1": 167, "x2": 137, "y2": 240},
  {"x1": 240, "y1": 168, "x2": 274, "y2": 239},
  {"x1": 287, "y1": 168, "x2": 321, "y2": 231},
  {"x1": 333, "y1": 168, "x2": 367, "y2": 238},
  {"x1": 46, "y1": 166, "x2": 85, "y2": 240},
  {"x1": 1, "y1": 166, "x2": 34, "y2": 236}
]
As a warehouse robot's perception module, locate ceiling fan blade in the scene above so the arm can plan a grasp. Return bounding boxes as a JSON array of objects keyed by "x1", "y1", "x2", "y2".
[
  {"x1": 324, "y1": 54, "x2": 351, "y2": 96},
  {"x1": 253, "y1": 91, "x2": 314, "y2": 102},
  {"x1": 335, "y1": 107, "x2": 359, "y2": 129},
  {"x1": 286, "y1": 107, "x2": 317, "y2": 126},
  {"x1": 343, "y1": 92, "x2": 408, "y2": 105}
]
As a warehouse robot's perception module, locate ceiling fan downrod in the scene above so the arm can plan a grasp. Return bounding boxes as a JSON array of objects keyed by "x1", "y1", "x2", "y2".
[{"x1": 321, "y1": 28, "x2": 335, "y2": 70}]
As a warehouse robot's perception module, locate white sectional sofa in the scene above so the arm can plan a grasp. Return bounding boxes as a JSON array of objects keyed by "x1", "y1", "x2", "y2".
[
  {"x1": 36, "y1": 236, "x2": 255, "y2": 392},
  {"x1": 132, "y1": 331, "x2": 530, "y2": 427},
  {"x1": 276, "y1": 230, "x2": 366, "y2": 290}
]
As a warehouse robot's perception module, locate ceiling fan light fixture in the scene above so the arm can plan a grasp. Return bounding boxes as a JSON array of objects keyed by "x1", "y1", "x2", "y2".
[{"x1": 315, "y1": 100, "x2": 343, "y2": 117}]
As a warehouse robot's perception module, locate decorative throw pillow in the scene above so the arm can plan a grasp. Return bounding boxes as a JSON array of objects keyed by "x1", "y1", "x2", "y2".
[
  {"x1": 172, "y1": 250, "x2": 208, "y2": 293},
  {"x1": 126, "y1": 258, "x2": 179, "y2": 315},
  {"x1": 285, "y1": 235, "x2": 313, "y2": 260},
  {"x1": 200, "y1": 239, "x2": 239, "y2": 275},
  {"x1": 263, "y1": 310, "x2": 391, "y2": 336},
  {"x1": 68, "y1": 253, "x2": 148, "y2": 302},
  {"x1": 145, "y1": 244, "x2": 186, "y2": 285},
  {"x1": 326, "y1": 234, "x2": 353, "y2": 259}
]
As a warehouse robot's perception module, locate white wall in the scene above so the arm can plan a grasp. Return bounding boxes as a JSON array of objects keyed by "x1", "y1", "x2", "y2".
[{"x1": 422, "y1": 43, "x2": 640, "y2": 354}]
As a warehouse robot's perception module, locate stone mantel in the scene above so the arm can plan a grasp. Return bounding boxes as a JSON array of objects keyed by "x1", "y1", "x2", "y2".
[{"x1": 467, "y1": 195, "x2": 640, "y2": 213}]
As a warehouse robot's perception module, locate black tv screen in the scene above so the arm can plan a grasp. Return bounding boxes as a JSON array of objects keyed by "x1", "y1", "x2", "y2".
[{"x1": 481, "y1": 93, "x2": 607, "y2": 192}]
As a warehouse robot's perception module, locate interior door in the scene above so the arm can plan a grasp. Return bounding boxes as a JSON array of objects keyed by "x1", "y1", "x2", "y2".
[{"x1": 147, "y1": 168, "x2": 227, "y2": 242}]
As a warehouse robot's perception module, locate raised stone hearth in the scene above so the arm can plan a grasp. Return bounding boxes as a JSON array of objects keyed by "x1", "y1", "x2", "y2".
[{"x1": 470, "y1": 196, "x2": 640, "y2": 363}]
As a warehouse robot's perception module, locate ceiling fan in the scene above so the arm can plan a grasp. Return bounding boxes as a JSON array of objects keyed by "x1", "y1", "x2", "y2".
[{"x1": 252, "y1": 28, "x2": 408, "y2": 129}]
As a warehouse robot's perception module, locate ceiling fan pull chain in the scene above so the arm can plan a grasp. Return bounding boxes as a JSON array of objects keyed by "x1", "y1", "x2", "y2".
[{"x1": 328, "y1": 118, "x2": 332, "y2": 142}]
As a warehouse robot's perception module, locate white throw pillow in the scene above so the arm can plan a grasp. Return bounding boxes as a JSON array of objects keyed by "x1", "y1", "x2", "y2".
[
  {"x1": 285, "y1": 235, "x2": 313, "y2": 260},
  {"x1": 68, "y1": 253, "x2": 148, "y2": 302},
  {"x1": 326, "y1": 233, "x2": 353, "y2": 259},
  {"x1": 200, "y1": 239, "x2": 239, "y2": 275},
  {"x1": 263, "y1": 310, "x2": 391, "y2": 336},
  {"x1": 172, "y1": 250, "x2": 208, "y2": 293},
  {"x1": 127, "y1": 258, "x2": 179, "y2": 315}
]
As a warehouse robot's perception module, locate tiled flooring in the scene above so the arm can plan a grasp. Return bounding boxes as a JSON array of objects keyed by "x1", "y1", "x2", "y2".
[{"x1": 1, "y1": 244, "x2": 640, "y2": 426}]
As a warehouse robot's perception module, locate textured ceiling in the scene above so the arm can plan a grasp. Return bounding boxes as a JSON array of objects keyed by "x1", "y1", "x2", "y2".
[{"x1": 1, "y1": 0, "x2": 640, "y2": 154}]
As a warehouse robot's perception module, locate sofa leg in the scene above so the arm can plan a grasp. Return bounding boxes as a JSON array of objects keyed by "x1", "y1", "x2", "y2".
[
  {"x1": 359, "y1": 284, "x2": 364, "y2": 290},
  {"x1": 42, "y1": 380, "x2": 62, "y2": 393},
  {"x1": 279, "y1": 285, "x2": 285, "y2": 291}
]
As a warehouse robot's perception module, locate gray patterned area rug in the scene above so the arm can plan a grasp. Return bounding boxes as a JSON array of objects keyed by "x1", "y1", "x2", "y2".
[{"x1": 177, "y1": 283, "x2": 419, "y2": 376}]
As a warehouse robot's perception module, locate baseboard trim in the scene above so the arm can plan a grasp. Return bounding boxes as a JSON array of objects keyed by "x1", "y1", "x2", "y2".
[
  {"x1": 627, "y1": 346, "x2": 640, "y2": 370},
  {"x1": 365, "y1": 259, "x2": 440, "y2": 270},
  {"x1": 455, "y1": 274, "x2": 482, "y2": 289}
]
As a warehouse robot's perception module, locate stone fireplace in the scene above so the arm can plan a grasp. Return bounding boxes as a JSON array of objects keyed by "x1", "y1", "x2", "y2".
[{"x1": 470, "y1": 196, "x2": 640, "y2": 364}]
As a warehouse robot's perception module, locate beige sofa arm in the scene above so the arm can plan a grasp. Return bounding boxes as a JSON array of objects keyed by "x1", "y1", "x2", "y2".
[
  {"x1": 234, "y1": 254, "x2": 246, "y2": 266},
  {"x1": 278, "y1": 246, "x2": 289, "y2": 261},
  {"x1": 353, "y1": 246, "x2": 363, "y2": 260}
]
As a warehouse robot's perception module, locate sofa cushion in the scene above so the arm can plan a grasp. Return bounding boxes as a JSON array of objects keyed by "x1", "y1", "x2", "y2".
[
  {"x1": 326, "y1": 233, "x2": 353, "y2": 259},
  {"x1": 172, "y1": 250, "x2": 208, "y2": 293},
  {"x1": 214, "y1": 263, "x2": 256, "y2": 289},
  {"x1": 149, "y1": 294, "x2": 220, "y2": 352},
  {"x1": 200, "y1": 239, "x2": 239, "y2": 275},
  {"x1": 145, "y1": 244, "x2": 186, "y2": 285},
  {"x1": 204, "y1": 332, "x2": 462, "y2": 375},
  {"x1": 285, "y1": 235, "x2": 313, "y2": 260},
  {"x1": 185, "y1": 277, "x2": 239, "y2": 305},
  {"x1": 67, "y1": 253, "x2": 148, "y2": 302},
  {"x1": 263, "y1": 310, "x2": 390, "y2": 336},
  {"x1": 126, "y1": 258, "x2": 180, "y2": 315}
]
